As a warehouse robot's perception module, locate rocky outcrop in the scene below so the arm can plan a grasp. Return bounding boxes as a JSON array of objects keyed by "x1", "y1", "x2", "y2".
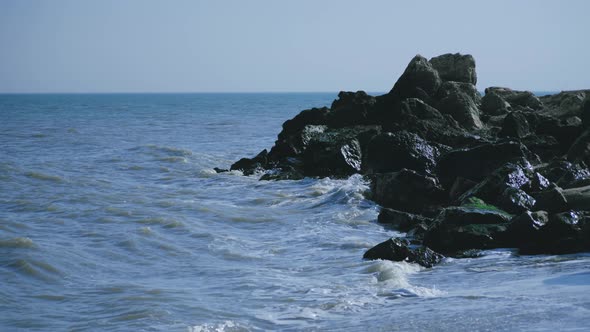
[{"x1": 226, "y1": 53, "x2": 590, "y2": 266}]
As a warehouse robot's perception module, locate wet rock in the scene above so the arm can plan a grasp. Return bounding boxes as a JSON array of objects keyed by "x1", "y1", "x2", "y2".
[
  {"x1": 377, "y1": 208, "x2": 432, "y2": 232},
  {"x1": 437, "y1": 142, "x2": 532, "y2": 187},
  {"x1": 230, "y1": 149, "x2": 268, "y2": 175},
  {"x1": 213, "y1": 167, "x2": 229, "y2": 173},
  {"x1": 370, "y1": 169, "x2": 444, "y2": 215},
  {"x1": 531, "y1": 184, "x2": 569, "y2": 213},
  {"x1": 499, "y1": 111, "x2": 530, "y2": 138},
  {"x1": 506, "y1": 211, "x2": 549, "y2": 248},
  {"x1": 389, "y1": 55, "x2": 441, "y2": 102},
  {"x1": 498, "y1": 187, "x2": 536, "y2": 214},
  {"x1": 328, "y1": 91, "x2": 377, "y2": 128},
  {"x1": 521, "y1": 210, "x2": 590, "y2": 255},
  {"x1": 429, "y1": 53, "x2": 477, "y2": 85},
  {"x1": 364, "y1": 131, "x2": 439, "y2": 174},
  {"x1": 555, "y1": 162, "x2": 590, "y2": 189},
  {"x1": 363, "y1": 237, "x2": 444, "y2": 268},
  {"x1": 423, "y1": 206, "x2": 511, "y2": 254},
  {"x1": 527, "y1": 172, "x2": 550, "y2": 192},
  {"x1": 481, "y1": 91, "x2": 511, "y2": 116}
]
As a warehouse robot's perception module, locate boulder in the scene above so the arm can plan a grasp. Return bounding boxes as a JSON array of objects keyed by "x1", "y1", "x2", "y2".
[
  {"x1": 481, "y1": 91, "x2": 511, "y2": 116},
  {"x1": 364, "y1": 131, "x2": 439, "y2": 174},
  {"x1": 363, "y1": 237, "x2": 444, "y2": 268},
  {"x1": 377, "y1": 208, "x2": 433, "y2": 232},
  {"x1": 562, "y1": 185, "x2": 590, "y2": 211},
  {"x1": 429, "y1": 53, "x2": 477, "y2": 85},
  {"x1": 389, "y1": 55, "x2": 441, "y2": 102},
  {"x1": 498, "y1": 187, "x2": 536, "y2": 214},
  {"x1": 327, "y1": 91, "x2": 377, "y2": 128},
  {"x1": 539, "y1": 90, "x2": 590, "y2": 119},
  {"x1": 437, "y1": 142, "x2": 532, "y2": 187},
  {"x1": 506, "y1": 210, "x2": 549, "y2": 248},
  {"x1": 370, "y1": 169, "x2": 445, "y2": 215},
  {"x1": 499, "y1": 111, "x2": 530, "y2": 138},
  {"x1": 486, "y1": 87, "x2": 543, "y2": 110},
  {"x1": 527, "y1": 172, "x2": 550, "y2": 192},
  {"x1": 436, "y1": 85, "x2": 483, "y2": 130},
  {"x1": 423, "y1": 206, "x2": 511, "y2": 254},
  {"x1": 269, "y1": 107, "x2": 330, "y2": 159},
  {"x1": 567, "y1": 129, "x2": 590, "y2": 166},
  {"x1": 531, "y1": 184, "x2": 569, "y2": 213},
  {"x1": 520, "y1": 211, "x2": 590, "y2": 255},
  {"x1": 230, "y1": 149, "x2": 268, "y2": 175},
  {"x1": 536, "y1": 116, "x2": 583, "y2": 153}
]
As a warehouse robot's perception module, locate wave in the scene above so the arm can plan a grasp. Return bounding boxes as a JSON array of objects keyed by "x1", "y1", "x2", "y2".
[
  {"x1": 24, "y1": 171, "x2": 65, "y2": 183},
  {"x1": 0, "y1": 237, "x2": 35, "y2": 249},
  {"x1": 364, "y1": 260, "x2": 445, "y2": 298}
]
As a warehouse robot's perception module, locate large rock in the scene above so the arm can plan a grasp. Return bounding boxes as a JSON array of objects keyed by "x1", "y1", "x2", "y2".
[
  {"x1": 437, "y1": 141, "x2": 532, "y2": 187},
  {"x1": 567, "y1": 129, "x2": 590, "y2": 166},
  {"x1": 436, "y1": 82, "x2": 483, "y2": 129},
  {"x1": 539, "y1": 90, "x2": 590, "y2": 119},
  {"x1": 429, "y1": 53, "x2": 477, "y2": 85},
  {"x1": 423, "y1": 206, "x2": 511, "y2": 254},
  {"x1": 562, "y1": 185, "x2": 590, "y2": 211},
  {"x1": 486, "y1": 87, "x2": 543, "y2": 110},
  {"x1": 536, "y1": 116, "x2": 583, "y2": 153},
  {"x1": 370, "y1": 169, "x2": 445, "y2": 215},
  {"x1": 389, "y1": 55, "x2": 441, "y2": 102},
  {"x1": 269, "y1": 107, "x2": 330, "y2": 159},
  {"x1": 378, "y1": 208, "x2": 433, "y2": 232},
  {"x1": 499, "y1": 111, "x2": 530, "y2": 138},
  {"x1": 327, "y1": 91, "x2": 377, "y2": 128},
  {"x1": 363, "y1": 237, "x2": 444, "y2": 268},
  {"x1": 364, "y1": 131, "x2": 439, "y2": 174},
  {"x1": 531, "y1": 184, "x2": 569, "y2": 213},
  {"x1": 520, "y1": 210, "x2": 590, "y2": 254},
  {"x1": 506, "y1": 210, "x2": 549, "y2": 249},
  {"x1": 480, "y1": 91, "x2": 511, "y2": 116},
  {"x1": 230, "y1": 149, "x2": 268, "y2": 175}
]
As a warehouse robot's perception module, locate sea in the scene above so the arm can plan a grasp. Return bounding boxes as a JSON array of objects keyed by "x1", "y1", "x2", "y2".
[{"x1": 1, "y1": 93, "x2": 589, "y2": 331}]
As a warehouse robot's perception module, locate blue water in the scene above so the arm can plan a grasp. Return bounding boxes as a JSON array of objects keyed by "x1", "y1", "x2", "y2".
[{"x1": 1, "y1": 93, "x2": 589, "y2": 331}]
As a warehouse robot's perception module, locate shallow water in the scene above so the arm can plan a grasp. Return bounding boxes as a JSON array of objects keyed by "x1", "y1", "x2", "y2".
[{"x1": 1, "y1": 93, "x2": 589, "y2": 331}]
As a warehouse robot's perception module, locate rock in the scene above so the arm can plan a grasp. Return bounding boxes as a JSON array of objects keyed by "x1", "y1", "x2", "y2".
[
  {"x1": 429, "y1": 53, "x2": 477, "y2": 85},
  {"x1": 377, "y1": 208, "x2": 433, "y2": 232},
  {"x1": 328, "y1": 91, "x2": 377, "y2": 128},
  {"x1": 363, "y1": 237, "x2": 444, "y2": 268},
  {"x1": 481, "y1": 91, "x2": 511, "y2": 116},
  {"x1": 436, "y1": 86, "x2": 483, "y2": 130},
  {"x1": 531, "y1": 184, "x2": 569, "y2": 213},
  {"x1": 364, "y1": 131, "x2": 439, "y2": 174},
  {"x1": 437, "y1": 142, "x2": 532, "y2": 187},
  {"x1": 486, "y1": 87, "x2": 543, "y2": 110},
  {"x1": 370, "y1": 169, "x2": 444, "y2": 215},
  {"x1": 230, "y1": 149, "x2": 268, "y2": 175},
  {"x1": 527, "y1": 172, "x2": 550, "y2": 192},
  {"x1": 269, "y1": 107, "x2": 330, "y2": 159},
  {"x1": 437, "y1": 81, "x2": 481, "y2": 104},
  {"x1": 423, "y1": 206, "x2": 511, "y2": 254},
  {"x1": 539, "y1": 90, "x2": 590, "y2": 119},
  {"x1": 520, "y1": 135, "x2": 561, "y2": 161},
  {"x1": 389, "y1": 55, "x2": 441, "y2": 101},
  {"x1": 567, "y1": 129, "x2": 590, "y2": 166},
  {"x1": 498, "y1": 187, "x2": 536, "y2": 214},
  {"x1": 562, "y1": 185, "x2": 590, "y2": 211},
  {"x1": 582, "y1": 96, "x2": 590, "y2": 128},
  {"x1": 499, "y1": 111, "x2": 530, "y2": 138},
  {"x1": 521, "y1": 210, "x2": 590, "y2": 255},
  {"x1": 536, "y1": 116, "x2": 583, "y2": 153},
  {"x1": 555, "y1": 162, "x2": 590, "y2": 189},
  {"x1": 449, "y1": 177, "x2": 478, "y2": 201},
  {"x1": 214, "y1": 167, "x2": 229, "y2": 173},
  {"x1": 506, "y1": 211, "x2": 549, "y2": 248}
]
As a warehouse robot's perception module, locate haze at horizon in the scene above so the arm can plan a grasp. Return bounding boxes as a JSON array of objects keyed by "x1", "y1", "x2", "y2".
[{"x1": 1, "y1": 0, "x2": 589, "y2": 93}]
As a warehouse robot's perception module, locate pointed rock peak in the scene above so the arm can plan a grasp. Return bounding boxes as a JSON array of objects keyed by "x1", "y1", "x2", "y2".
[
  {"x1": 429, "y1": 53, "x2": 477, "y2": 85},
  {"x1": 389, "y1": 54, "x2": 441, "y2": 100}
]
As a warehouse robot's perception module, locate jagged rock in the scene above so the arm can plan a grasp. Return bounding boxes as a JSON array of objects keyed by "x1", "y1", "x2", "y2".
[
  {"x1": 438, "y1": 92, "x2": 483, "y2": 130},
  {"x1": 499, "y1": 111, "x2": 530, "y2": 138},
  {"x1": 481, "y1": 91, "x2": 511, "y2": 116},
  {"x1": 230, "y1": 149, "x2": 268, "y2": 175},
  {"x1": 327, "y1": 91, "x2": 377, "y2": 128},
  {"x1": 520, "y1": 211, "x2": 590, "y2": 255},
  {"x1": 506, "y1": 211, "x2": 549, "y2": 249},
  {"x1": 527, "y1": 172, "x2": 550, "y2": 192},
  {"x1": 539, "y1": 90, "x2": 590, "y2": 119},
  {"x1": 531, "y1": 184, "x2": 569, "y2": 213},
  {"x1": 552, "y1": 161, "x2": 590, "y2": 189},
  {"x1": 567, "y1": 129, "x2": 590, "y2": 166},
  {"x1": 377, "y1": 208, "x2": 432, "y2": 232},
  {"x1": 562, "y1": 185, "x2": 590, "y2": 211},
  {"x1": 486, "y1": 87, "x2": 543, "y2": 110},
  {"x1": 429, "y1": 53, "x2": 477, "y2": 85},
  {"x1": 364, "y1": 131, "x2": 439, "y2": 174},
  {"x1": 437, "y1": 142, "x2": 532, "y2": 187},
  {"x1": 371, "y1": 169, "x2": 444, "y2": 215},
  {"x1": 498, "y1": 187, "x2": 536, "y2": 214},
  {"x1": 423, "y1": 206, "x2": 511, "y2": 254},
  {"x1": 389, "y1": 55, "x2": 441, "y2": 102},
  {"x1": 363, "y1": 237, "x2": 443, "y2": 268},
  {"x1": 269, "y1": 107, "x2": 330, "y2": 159}
]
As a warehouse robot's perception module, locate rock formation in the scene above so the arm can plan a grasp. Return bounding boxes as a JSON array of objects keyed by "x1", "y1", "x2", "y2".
[{"x1": 225, "y1": 53, "x2": 590, "y2": 267}]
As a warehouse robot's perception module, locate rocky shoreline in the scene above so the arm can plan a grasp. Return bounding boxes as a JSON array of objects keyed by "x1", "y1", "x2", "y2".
[{"x1": 222, "y1": 53, "x2": 590, "y2": 268}]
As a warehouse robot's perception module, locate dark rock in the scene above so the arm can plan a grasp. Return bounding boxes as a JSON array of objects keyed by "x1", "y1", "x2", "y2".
[
  {"x1": 363, "y1": 237, "x2": 444, "y2": 268},
  {"x1": 436, "y1": 88, "x2": 483, "y2": 130},
  {"x1": 506, "y1": 211, "x2": 549, "y2": 248},
  {"x1": 520, "y1": 135, "x2": 561, "y2": 161},
  {"x1": 498, "y1": 187, "x2": 536, "y2": 214},
  {"x1": 499, "y1": 111, "x2": 530, "y2": 138},
  {"x1": 486, "y1": 87, "x2": 543, "y2": 110},
  {"x1": 539, "y1": 90, "x2": 590, "y2": 119},
  {"x1": 423, "y1": 206, "x2": 511, "y2": 254},
  {"x1": 481, "y1": 91, "x2": 511, "y2": 116},
  {"x1": 214, "y1": 167, "x2": 229, "y2": 173},
  {"x1": 230, "y1": 149, "x2": 268, "y2": 175},
  {"x1": 377, "y1": 208, "x2": 433, "y2": 232},
  {"x1": 429, "y1": 53, "x2": 477, "y2": 85},
  {"x1": 562, "y1": 185, "x2": 590, "y2": 211},
  {"x1": 389, "y1": 55, "x2": 441, "y2": 101},
  {"x1": 567, "y1": 129, "x2": 590, "y2": 166},
  {"x1": 370, "y1": 169, "x2": 444, "y2": 215},
  {"x1": 555, "y1": 162, "x2": 590, "y2": 189},
  {"x1": 437, "y1": 81, "x2": 481, "y2": 104},
  {"x1": 521, "y1": 210, "x2": 590, "y2": 255},
  {"x1": 531, "y1": 185, "x2": 569, "y2": 213},
  {"x1": 327, "y1": 91, "x2": 377, "y2": 128},
  {"x1": 438, "y1": 142, "x2": 532, "y2": 187},
  {"x1": 527, "y1": 172, "x2": 550, "y2": 192},
  {"x1": 269, "y1": 107, "x2": 330, "y2": 159},
  {"x1": 449, "y1": 177, "x2": 478, "y2": 201},
  {"x1": 536, "y1": 116, "x2": 583, "y2": 153},
  {"x1": 582, "y1": 96, "x2": 590, "y2": 128},
  {"x1": 364, "y1": 131, "x2": 439, "y2": 174}
]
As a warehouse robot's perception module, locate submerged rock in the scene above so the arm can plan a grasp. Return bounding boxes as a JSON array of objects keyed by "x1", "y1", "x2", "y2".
[{"x1": 363, "y1": 237, "x2": 444, "y2": 268}]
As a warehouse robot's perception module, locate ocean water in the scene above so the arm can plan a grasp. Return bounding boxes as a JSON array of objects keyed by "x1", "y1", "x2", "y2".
[{"x1": 1, "y1": 93, "x2": 589, "y2": 331}]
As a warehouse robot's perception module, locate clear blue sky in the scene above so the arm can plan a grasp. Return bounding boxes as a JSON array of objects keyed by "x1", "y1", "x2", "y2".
[{"x1": 1, "y1": 0, "x2": 589, "y2": 93}]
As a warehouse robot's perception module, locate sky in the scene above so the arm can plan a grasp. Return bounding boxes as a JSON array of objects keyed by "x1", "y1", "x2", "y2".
[{"x1": 1, "y1": 0, "x2": 589, "y2": 93}]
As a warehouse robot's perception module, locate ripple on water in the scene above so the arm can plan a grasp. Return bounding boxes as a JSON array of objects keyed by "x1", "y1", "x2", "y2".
[
  {"x1": 0, "y1": 237, "x2": 36, "y2": 249},
  {"x1": 24, "y1": 171, "x2": 65, "y2": 183},
  {"x1": 7, "y1": 258, "x2": 63, "y2": 282}
]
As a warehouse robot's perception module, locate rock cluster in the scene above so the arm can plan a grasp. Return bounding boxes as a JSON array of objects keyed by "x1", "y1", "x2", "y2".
[{"x1": 225, "y1": 53, "x2": 590, "y2": 267}]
